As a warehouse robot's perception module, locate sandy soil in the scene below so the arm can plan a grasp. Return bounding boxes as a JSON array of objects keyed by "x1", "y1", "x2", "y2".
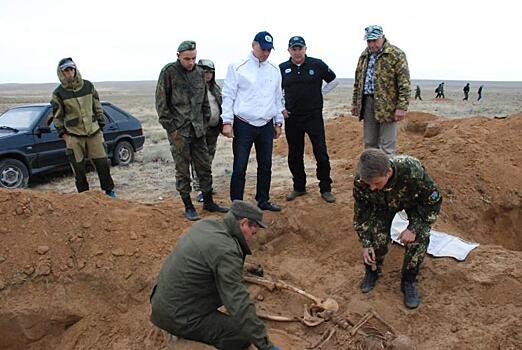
[{"x1": 0, "y1": 81, "x2": 521, "y2": 349}]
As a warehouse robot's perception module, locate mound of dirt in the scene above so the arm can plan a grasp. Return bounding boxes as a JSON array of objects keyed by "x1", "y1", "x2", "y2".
[{"x1": 1, "y1": 112, "x2": 521, "y2": 349}]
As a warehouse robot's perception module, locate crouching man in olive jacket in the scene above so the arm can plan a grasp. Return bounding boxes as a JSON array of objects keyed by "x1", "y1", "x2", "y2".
[{"x1": 150, "y1": 200, "x2": 280, "y2": 350}]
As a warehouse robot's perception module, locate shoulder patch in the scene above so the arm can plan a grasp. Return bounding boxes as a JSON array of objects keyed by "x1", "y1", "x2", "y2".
[{"x1": 428, "y1": 190, "x2": 441, "y2": 204}]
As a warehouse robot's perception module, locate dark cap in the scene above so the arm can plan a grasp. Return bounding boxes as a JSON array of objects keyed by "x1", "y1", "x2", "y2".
[
  {"x1": 197, "y1": 59, "x2": 215, "y2": 70},
  {"x1": 288, "y1": 36, "x2": 306, "y2": 48},
  {"x1": 177, "y1": 40, "x2": 196, "y2": 53},
  {"x1": 230, "y1": 200, "x2": 267, "y2": 228},
  {"x1": 58, "y1": 57, "x2": 76, "y2": 71},
  {"x1": 253, "y1": 31, "x2": 274, "y2": 50}
]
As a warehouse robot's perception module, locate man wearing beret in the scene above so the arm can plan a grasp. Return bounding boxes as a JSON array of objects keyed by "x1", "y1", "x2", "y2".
[
  {"x1": 156, "y1": 40, "x2": 228, "y2": 220},
  {"x1": 351, "y1": 25, "x2": 411, "y2": 155},
  {"x1": 280, "y1": 36, "x2": 338, "y2": 204},
  {"x1": 221, "y1": 31, "x2": 285, "y2": 212},
  {"x1": 150, "y1": 200, "x2": 280, "y2": 350}
]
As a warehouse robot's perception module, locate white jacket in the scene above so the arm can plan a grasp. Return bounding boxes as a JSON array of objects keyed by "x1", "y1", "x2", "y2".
[{"x1": 221, "y1": 51, "x2": 284, "y2": 127}]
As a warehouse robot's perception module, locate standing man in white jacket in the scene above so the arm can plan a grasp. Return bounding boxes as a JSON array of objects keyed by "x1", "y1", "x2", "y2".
[{"x1": 221, "y1": 31, "x2": 285, "y2": 212}]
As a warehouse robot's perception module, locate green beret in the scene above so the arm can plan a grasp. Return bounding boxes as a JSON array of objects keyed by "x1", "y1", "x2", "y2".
[
  {"x1": 230, "y1": 200, "x2": 267, "y2": 228},
  {"x1": 177, "y1": 40, "x2": 196, "y2": 53}
]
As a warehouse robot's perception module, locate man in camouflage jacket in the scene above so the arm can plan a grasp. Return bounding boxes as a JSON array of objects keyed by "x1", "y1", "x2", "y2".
[
  {"x1": 150, "y1": 200, "x2": 279, "y2": 350},
  {"x1": 155, "y1": 41, "x2": 227, "y2": 220},
  {"x1": 351, "y1": 25, "x2": 410, "y2": 155},
  {"x1": 51, "y1": 57, "x2": 115, "y2": 196},
  {"x1": 353, "y1": 149, "x2": 442, "y2": 309}
]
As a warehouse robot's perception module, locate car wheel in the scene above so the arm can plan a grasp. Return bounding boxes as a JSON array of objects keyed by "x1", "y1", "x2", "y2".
[
  {"x1": 0, "y1": 159, "x2": 29, "y2": 189},
  {"x1": 113, "y1": 141, "x2": 134, "y2": 166}
]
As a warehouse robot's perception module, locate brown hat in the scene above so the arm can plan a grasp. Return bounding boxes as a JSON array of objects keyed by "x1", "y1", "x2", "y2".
[{"x1": 230, "y1": 200, "x2": 267, "y2": 228}]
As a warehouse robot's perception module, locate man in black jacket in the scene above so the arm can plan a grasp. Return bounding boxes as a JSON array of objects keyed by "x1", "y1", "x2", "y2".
[{"x1": 280, "y1": 36, "x2": 338, "y2": 203}]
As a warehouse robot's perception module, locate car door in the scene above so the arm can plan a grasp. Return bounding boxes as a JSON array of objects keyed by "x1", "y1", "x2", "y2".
[
  {"x1": 32, "y1": 107, "x2": 68, "y2": 169},
  {"x1": 100, "y1": 106, "x2": 119, "y2": 156}
]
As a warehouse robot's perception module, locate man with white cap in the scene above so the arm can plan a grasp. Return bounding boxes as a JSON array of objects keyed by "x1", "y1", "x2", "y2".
[
  {"x1": 221, "y1": 31, "x2": 285, "y2": 212},
  {"x1": 351, "y1": 25, "x2": 411, "y2": 155}
]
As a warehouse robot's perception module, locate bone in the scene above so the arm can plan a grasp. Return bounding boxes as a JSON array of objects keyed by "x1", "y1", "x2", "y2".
[
  {"x1": 303, "y1": 304, "x2": 326, "y2": 327},
  {"x1": 256, "y1": 312, "x2": 300, "y2": 322},
  {"x1": 243, "y1": 275, "x2": 276, "y2": 291},
  {"x1": 244, "y1": 275, "x2": 338, "y2": 312},
  {"x1": 371, "y1": 310, "x2": 399, "y2": 336},
  {"x1": 350, "y1": 311, "x2": 374, "y2": 336},
  {"x1": 307, "y1": 327, "x2": 337, "y2": 349}
]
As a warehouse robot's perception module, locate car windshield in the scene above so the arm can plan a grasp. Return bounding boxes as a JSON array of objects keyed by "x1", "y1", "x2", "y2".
[{"x1": 0, "y1": 107, "x2": 44, "y2": 130}]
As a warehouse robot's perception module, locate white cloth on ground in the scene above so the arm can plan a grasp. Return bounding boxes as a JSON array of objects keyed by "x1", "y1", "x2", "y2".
[{"x1": 390, "y1": 211, "x2": 479, "y2": 261}]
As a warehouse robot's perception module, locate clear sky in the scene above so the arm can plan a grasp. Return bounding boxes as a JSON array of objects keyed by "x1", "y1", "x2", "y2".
[{"x1": 1, "y1": 0, "x2": 520, "y2": 83}]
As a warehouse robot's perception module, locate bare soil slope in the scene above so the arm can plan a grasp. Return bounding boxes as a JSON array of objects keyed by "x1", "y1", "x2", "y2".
[{"x1": 1, "y1": 112, "x2": 521, "y2": 350}]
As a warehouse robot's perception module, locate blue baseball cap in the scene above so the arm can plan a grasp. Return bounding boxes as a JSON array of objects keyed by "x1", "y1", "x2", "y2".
[
  {"x1": 288, "y1": 36, "x2": 306, "y2": 48},
  {"x1": 364, "y1": 25, "x2": 384, "y2": 40},
  {"x1": 254, "y1": 31, "x2": 274, "y2": 50}
]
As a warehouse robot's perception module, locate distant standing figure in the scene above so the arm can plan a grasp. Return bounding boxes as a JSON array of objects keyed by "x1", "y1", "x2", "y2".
[
  {"x1": 435, "y1": 82, "x2": 445, "y2": 98},
  {"x1": 414, "y1": 85, "x2": 422, "y2": 100},
  {"x1": 51, "y1": 58, "x2": 116, "y2": 197},
  {"x1": 477, "y1": 85, "x2": 483, "y2": 101},
  {"x1": 279, "y1": 35, "x2": 338, "y2": 203},
  {"x1": 463, "y1": 83, "x2": 470, "y2": 101},
  {"x1": 351, "y1": 25, "x2": 411, "y2": 155}
]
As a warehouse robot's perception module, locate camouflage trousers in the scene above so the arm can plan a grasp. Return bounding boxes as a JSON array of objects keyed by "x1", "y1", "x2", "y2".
[
  {"x1": 369, "y1": 212, "x2": 430, "y2": 275},
  {"x1": 190, "y1": 126, "x2": 220, "y2": 192},
  {"x1": 169, "y1": 131, "x2": 212, "y2": 197},
  {"x1": 65, "y1": 132, "x2": 114, "y2": 193}
]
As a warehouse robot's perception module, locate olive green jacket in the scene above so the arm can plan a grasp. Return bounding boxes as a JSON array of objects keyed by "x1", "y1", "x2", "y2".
[
  {"x1": 352, "y1": 40, "x2": 411, "y2": 123},
  {"x1": 155, "y1": 60, "x2": 211, "y2": 138},
  {"x1": 51, "y1": 68, "x2": 104, "y2": 137},
  {"x1": 150, "y1": 212, "x2": 275, "y2": 350}
]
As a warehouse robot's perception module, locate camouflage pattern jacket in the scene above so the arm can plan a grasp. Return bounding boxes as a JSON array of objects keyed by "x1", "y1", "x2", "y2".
[
  {"x1": 352, "y1": 40, "x2": 411, "y2": 123},
  {"x1": 51, "y1": 68, "x2": 104, "y2": 137},
  {"x1": 207, "y1": 80, "x2": 223, "y2": 129},
  {"x1": 353, "y1": 155, "x2": 442, "y2": 248},
  {"x1": 155, "y1": 60, "x2": 210, "y2": 138},
  {"x1": 150, "y1": 212, "x2": 275, "y2": 350}
]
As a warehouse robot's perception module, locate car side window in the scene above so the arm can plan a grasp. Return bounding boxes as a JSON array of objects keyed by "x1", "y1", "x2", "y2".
[
  {"x1": 101, "y1": 113, "x2": 111, "y2": 124},
  {"x1": 42, "y1": 109, "x2": 55, "y2": 128},
  {"x1": 103, "y1": 105, "x2": 129, "y2": 122}
]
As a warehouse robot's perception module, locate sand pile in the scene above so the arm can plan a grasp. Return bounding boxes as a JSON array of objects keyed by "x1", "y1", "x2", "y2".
[{"x1": 1, "y1": 112, "x2": 521, "y2": 349}]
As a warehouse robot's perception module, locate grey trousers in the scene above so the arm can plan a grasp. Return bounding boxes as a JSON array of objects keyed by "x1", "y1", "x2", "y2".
[{"x1": 362, "y1": 96, "x2": 397, "y2": 155}]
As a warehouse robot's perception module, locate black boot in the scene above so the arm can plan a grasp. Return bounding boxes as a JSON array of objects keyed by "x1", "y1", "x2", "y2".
[
  {"x1": 361, "y1": 264, "x2": 379, "y2": 293},
  {"x1": 202, "y1": 192, "x2": 229, "y2": 213},
  {"x1": 181, "y1": 196, "x2": 200, "y2": 221},
  {"x1": 401, "y1": 272, "x2": 420, "y2": 309}
]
